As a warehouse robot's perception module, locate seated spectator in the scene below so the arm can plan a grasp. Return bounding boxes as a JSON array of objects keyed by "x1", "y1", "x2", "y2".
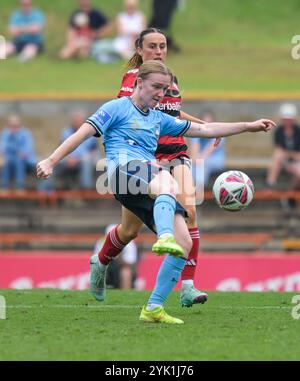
[
  {"x1": 266, "y1": 103, "x2": 300, "y2": 193},
  {"x1": 57, "y1": 111, "x2": 100, "y2": 190},
  {"x1": 113, "y1": 0, "x2": 146, "y2": 60},
  {"x1": 0, "y1": 114, "x2": 36, "y2": 191},
  {"x1": 59, "y1": 0, "x2": 113, "y2": 60},
  {"x1": 189, "y1": 111, "x2": 226, "y2": 192},
  {"x1": 93, "y1": 224, "x2": 138, "y2": 289},
  {"x1": 5, "y1": 0, "x2": 45, "y2": 63},
  {"x1": 91, "y1": 0, "x2": 146, "y2": 64}
]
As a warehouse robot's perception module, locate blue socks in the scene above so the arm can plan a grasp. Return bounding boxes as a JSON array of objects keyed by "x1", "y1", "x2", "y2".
[
  {"x1": 149, "y1": 194, "x2": 183, "y2": 308},
  {"x1": 153, "y1": 194, "x2": 176, "y2": 237},
  {"x1": 147, "y1": 255, "x2": 186, "y2": 307}
]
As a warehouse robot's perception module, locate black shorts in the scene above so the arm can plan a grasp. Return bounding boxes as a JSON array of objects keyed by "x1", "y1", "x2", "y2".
[
  {"x1": 110, "y1": 160, "x2": 187, "y2": 233},
  {"x1": 14, "y1": 41, "x2": 44, "y2": 54},
  {"x1": 158, "y1": 156, "x2": 191, "y2": 173}
]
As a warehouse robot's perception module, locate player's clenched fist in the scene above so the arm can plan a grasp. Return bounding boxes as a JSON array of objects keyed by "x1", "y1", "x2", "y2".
[
  {"x1": 36, "y1": 158, "x2": 54, "y2": 179},
  {"x1": 247, "y1": 119, "x2": 276, "y2": 132}
]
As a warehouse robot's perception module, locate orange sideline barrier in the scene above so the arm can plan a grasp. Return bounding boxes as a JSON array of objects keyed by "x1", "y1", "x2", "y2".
[
  {"x1": 1, "y1": 189, "x2": 300, "y2": 201},
  {"x1": 0, "y1": 232, "x2": 271, "y2": 250}
]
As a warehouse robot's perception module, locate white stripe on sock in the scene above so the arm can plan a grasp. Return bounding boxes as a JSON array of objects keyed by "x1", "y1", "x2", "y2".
[{"x1": 110, "y1": 229, "x2": 125, "y2": 250}]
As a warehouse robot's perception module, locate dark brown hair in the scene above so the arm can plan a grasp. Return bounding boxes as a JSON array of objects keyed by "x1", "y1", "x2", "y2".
[{"x1": 126, "y1": 28, "x2": 167, "y2": 70}]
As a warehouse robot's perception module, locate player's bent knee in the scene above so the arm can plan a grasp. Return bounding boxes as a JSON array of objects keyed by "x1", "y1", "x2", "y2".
[
  {"x1": 185, "y1": 205, "x2": 197, "y2": 226},
  {"x1": 186, "y1": 236, "x2": 193, "y2": 254},
  {"x1": 150, "y1": 172, "x2": 179, "y2": 198},
  {"x1": 169, "y1": 178, "x2": 179, "y2": 197},
  {"x1": 120, "y1": 227, "x2": 139, "y2": 242},
  {"x1": 177, "y1": 235, "x2": 192, "y2": 257}
]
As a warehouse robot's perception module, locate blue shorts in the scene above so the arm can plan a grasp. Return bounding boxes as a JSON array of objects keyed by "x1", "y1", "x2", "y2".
[{"x1": 110, "y1": 160, "x2": 187, "y2": 233}]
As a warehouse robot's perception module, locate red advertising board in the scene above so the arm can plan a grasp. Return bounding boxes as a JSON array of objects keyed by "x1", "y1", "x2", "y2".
[
  {"x1": 1, "y1": 251, "x2": 300, "y2": 291},
  {"x1": 0, "y1": 252, "x2": 91, "y2": 290},
  {"x1": 137, "y1": 253, "x2": 300, "y2": 292}
]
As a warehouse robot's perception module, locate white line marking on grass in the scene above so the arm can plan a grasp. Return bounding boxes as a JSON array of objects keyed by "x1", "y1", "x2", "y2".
[
  {"x1": 6, "y1": 304, "x2": 141, "y2": 309},
  {"x1": 5, "y1": 304, "x2": 291, "y2": 310},
  {"x1": 219, "y1": 306, "x2": 290, "y2": 310}
]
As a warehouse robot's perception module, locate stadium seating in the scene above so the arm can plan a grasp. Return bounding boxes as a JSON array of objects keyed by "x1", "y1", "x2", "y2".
[
  {"x1": 0, "y1": 231, "x2": 272, "y2": 250},
  {"x1": 1, "y1": 188, "x2": 300, "y2": 202},
  {"x1": 0, "y1": 187, "x2": 299, "y2": 252}
]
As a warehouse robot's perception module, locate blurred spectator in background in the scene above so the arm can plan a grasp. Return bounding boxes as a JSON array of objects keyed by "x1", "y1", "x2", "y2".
[
  {"x1": 5, "y1": 0, "x2": 45, "y2": 63},
  {"x1": 0, "y1": 114, "x2": 36, "y2": 191},
  {"x1": 59, "y1": 0, "x2": 113, "y2": 60},
  {"x1": 113, "y1": 0, "x2": 146, "y2": 60},
  {"x1": 148, "y1": 0, "x2": 181, "y2": 53},
  {"x1": 189, "y1": 111, "x2": 226, "y2": 191},
  {"x1": 91, "y1": 0, "x2": 146, "y2": 64},
  {"x1": 266, "y1": 103, "x2": 300, "y2": 200},
  {"x1": 94, "y1": 224, "x2": 138, "y2": 289},
  {"x1": 58, "y1": 110, "x2": 100, "y2": 190}
]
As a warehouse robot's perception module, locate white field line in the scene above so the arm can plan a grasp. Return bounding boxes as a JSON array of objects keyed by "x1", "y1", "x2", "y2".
[
  {"x1": 6, "y1": 304, "x2": 140, "y2": 309},
  {"x1": 4, "y1": 305, "x2": 292, "y2": 310}
]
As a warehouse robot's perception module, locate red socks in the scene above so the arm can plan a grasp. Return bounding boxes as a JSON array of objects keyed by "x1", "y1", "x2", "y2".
[
  {"x1": 98, "y1": 225, "x2": 126, "y2": 265},
  {"x1": 181, "y1": 227, "x2": 200, "y2": 281},
  {"x1": 98, "y1": 225, "x2": 200, "y2": 279}
]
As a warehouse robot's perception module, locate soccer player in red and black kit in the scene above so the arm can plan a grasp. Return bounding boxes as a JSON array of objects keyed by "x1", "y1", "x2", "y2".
[{"x1": 116, "y1": 28, "x2": 208, "y2": 307}]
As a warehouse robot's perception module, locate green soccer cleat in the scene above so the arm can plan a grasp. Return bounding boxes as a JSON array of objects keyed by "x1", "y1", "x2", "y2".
[
  {"x1": 180, "y1": 285, "x2": 208, "y2": 308},
  {"x1": 90, "y1": 254, "x2": 107, "y2": 301},
  {"x1": 152, "y1": 235, "x2": 184, "y2": 257},
  {"x1": 139, "y1": 306, "x2": 184, "y2": 324}
]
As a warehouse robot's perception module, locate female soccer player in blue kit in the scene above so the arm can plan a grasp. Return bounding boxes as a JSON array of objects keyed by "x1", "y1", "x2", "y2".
[
  {"x1": 118, "y1": 28, "x2": 210, "y2": 307},
  {"x1": 37, "y1": 60, "x2": 275, "y2": 324}
]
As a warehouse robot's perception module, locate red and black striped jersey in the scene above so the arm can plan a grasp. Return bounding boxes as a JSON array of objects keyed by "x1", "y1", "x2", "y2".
[
  {"x1": 117, "y1": 69, "x2": 138, "y2": 98},
  {"x1": 117, "y1": 69, "x2": 188, "y2": 161}
]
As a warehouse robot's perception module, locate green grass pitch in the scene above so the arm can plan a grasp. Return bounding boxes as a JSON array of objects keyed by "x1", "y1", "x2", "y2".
[
  {"x1": 1, "y1": 0, "x2": 300, "y2": 94},
  {"x1": 0, "y1": 289, "x2": 299, "y2": 360}
]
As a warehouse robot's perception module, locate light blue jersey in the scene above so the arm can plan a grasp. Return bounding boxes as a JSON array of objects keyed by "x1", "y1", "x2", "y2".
[
  {"x1": 87, "y1": 97, "x2": 190, "y2": 175},
  {"x1": 10, "y1": 9, "x2": 45, "y2": 44}
]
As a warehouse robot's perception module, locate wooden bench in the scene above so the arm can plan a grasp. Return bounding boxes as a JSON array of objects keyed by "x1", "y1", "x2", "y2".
[
  {"x1": 1, "y1": 189, "x2": 300, "y2": 202},
  {"x1": 0, "y1": 232, "x2": 272, "y2": 251},
  {"x1": 0, "y1": 190, "x2": 112, "y2": 201},
  {"x1": 0, "y1": 190, "x2": 113, "y2": 208},
  {"x1": 281, "y1": 239, "x2": 300, "y2": 251}
]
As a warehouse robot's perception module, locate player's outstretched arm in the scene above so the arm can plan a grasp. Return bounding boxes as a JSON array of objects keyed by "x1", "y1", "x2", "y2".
[
  {"x1": 184, "y1": 119, "x2": 276, "y2": 138},
  {"x1": 180, "y1": 110, "x2": 221, "y2": 148},
  {"x1": 36, "y1": 122, "x2": 95, "y2": 179}
]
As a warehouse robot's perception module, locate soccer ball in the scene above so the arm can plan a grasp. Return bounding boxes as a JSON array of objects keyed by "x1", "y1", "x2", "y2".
[{"x1": 212, "y1": 170, "x2": 254, "y2": 211}]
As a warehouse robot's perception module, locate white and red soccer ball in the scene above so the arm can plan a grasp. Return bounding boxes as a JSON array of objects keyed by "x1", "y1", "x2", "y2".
[{"x1": 212, "y1": 170, "x2": 254, "y2": 211}]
